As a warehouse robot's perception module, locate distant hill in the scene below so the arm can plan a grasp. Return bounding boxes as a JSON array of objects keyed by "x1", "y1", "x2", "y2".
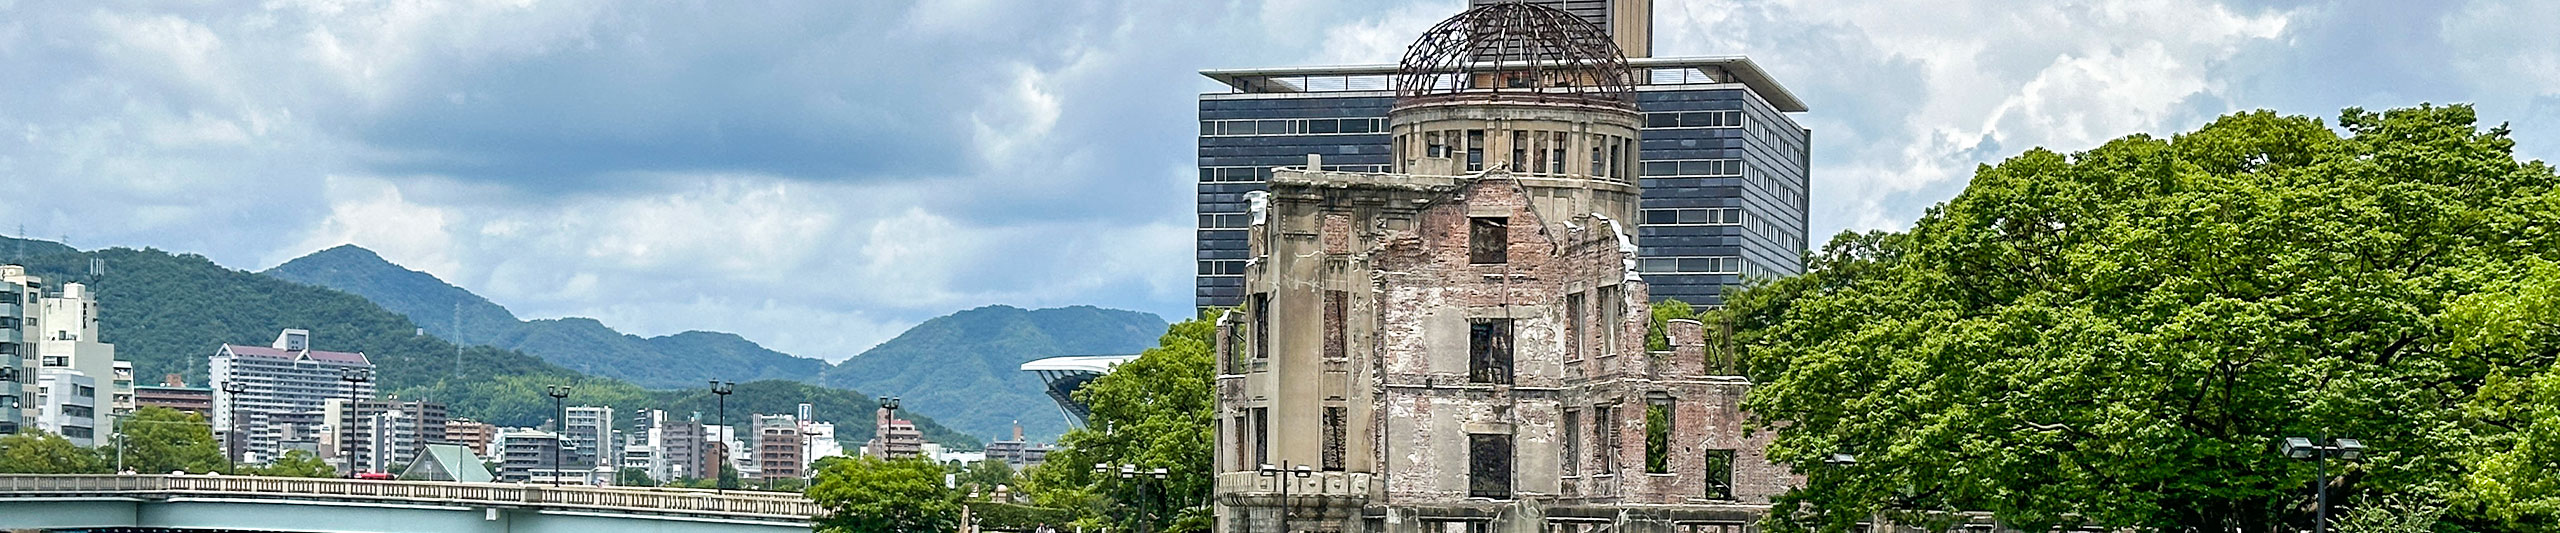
[
  {"x1": 3, "y1": 240, "x2": 975, "y2": 448},
  {"x1": 821, "y1": 305, "x2": 1167, "y2": 442},
  {"x1": 264, "y1": 246, "x2": 827, "y2": 387},
  {"x1": 262, "y1": 244, "x2": 1169, "y2": 442}
]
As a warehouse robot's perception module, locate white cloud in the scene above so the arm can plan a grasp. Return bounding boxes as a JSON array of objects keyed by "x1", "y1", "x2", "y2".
[{"x1": 280, "y1": 175, "x2": 463, "y2": 277}]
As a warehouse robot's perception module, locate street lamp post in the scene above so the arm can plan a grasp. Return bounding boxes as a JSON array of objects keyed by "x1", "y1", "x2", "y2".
[
  {"x1": 2281, "y1": 435, "x2": 2367, "y2": 533},
  {"x1": 337, "y1": 367, "x2": 371, "y2": 479},
  {"x1": 1256, "y1": 461, "x2": 1312, "y2": 533},
  {"x1": 220, "y1": 382, "x2": 247, "y2": 475},
  {"x1": 545, "y1": 384, "x2": 573, "y2": 487},
  {"x1": 710, "y1": 380, "x2": 734, "y2": 494}
]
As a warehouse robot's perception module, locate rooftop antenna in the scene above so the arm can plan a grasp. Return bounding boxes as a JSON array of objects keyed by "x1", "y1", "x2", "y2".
[
  {"x1": 454, "y1": 302, "x2": 463, "y2": 379},
  {"x1": 89, "y1": 257, "x2": 104, "y2": 277}
]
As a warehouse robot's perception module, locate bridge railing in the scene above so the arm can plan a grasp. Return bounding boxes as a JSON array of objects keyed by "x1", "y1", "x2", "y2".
[{"x1": 0, "y1": 474, "x2": 826, "y2": 521}]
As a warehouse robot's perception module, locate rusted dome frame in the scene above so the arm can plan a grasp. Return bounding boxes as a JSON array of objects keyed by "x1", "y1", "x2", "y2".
[{"x1": 1392, "y1": 2, "x2": 1637, "y2": 110}]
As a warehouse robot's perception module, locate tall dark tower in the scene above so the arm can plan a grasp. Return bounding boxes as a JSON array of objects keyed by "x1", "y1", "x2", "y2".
[{"x1": 1196, "y1": 0, "x2": 1808, "y2": 312}]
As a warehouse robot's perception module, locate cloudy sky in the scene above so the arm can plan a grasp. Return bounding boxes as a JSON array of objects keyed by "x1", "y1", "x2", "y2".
[{"x1": 4, "y1": 0, "x2": 2553, "y2": 361}]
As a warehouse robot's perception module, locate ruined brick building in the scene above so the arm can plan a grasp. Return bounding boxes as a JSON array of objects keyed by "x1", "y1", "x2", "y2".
[{"x1": 1212, "y1": 4, "x2": 1799, "y2": 533}]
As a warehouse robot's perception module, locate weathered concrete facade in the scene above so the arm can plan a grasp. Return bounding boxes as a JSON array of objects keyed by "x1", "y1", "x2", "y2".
[{"x1": 1212, "y1": 5, "x2": 1801, "y2": 533}]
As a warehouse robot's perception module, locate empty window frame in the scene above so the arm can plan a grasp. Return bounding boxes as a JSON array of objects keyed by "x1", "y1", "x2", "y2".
[
  {"x1": 1470, "y1": 318, "x2": 1514, "y2": 385},
  {"x1": 1251, "y1": 293, "x2": 1271, "y2": 360},
  {"x1": 1469, "y1": 433, "x2": 1513, "y2": 498},
  {"x1": 1702, "y1": 449, "x2": 1737, "y2": 500},
  {"x1": 1253, "y1": 407, "x2": 1271, "y2": 466},
  {"x1": 1594, "y1": 405, "x2": 1619, "y2": 474},
  {"x1": 1512, "y1": 130, "x2": 1528, "y2": 170},
  {"x1": 1323, "y1": 406, "x2": 1347, "y2": 471},
  {"x1": 1324, "y1": 290, "x2": 1348, "y2": 362},
  {"x1": 1469, "y1": 217, "x2": 1508, "y2": 264},
  {"x1": 1466, "y1": 130, "x2": 1486, "y2": 171},
  {"x1": 1548, "y1": 132, "x2": 1568, "y2": 174},
  {"x1": 1644, "y1": 400, "x2": 1672, "y2": 474},
  {"x1": 1565, "y1": 291, "x2": 1586, "y2": 361},
  {"x1": 1561, "y1": 409, "x2": 1582, "y2": 476},
  {"x1": 1427, "y1": 131, "x2": 1450, "y2": 158},
  {"x1": 1597, "y1": 285, "x2": 1623, "y2": 356}
]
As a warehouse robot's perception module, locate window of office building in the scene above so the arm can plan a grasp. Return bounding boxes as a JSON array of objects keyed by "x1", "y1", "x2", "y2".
[
  {"x1": 1469, "y1": 433, "x2": 1512, "y2": 498},
  {"x1": 1470, "y1": 318, "x2": 1513, "y2": 385},
  {"x1": 1470, "y1": 217, "x2": 1508, "y2": 264}
]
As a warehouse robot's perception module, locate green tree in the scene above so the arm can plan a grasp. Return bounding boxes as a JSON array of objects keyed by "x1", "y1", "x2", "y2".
[
  {"x1": 118, "y1": 406, "x2": 225, "y2": 474},
  {"x1": 1646, "y1": 299, "x2": 1697, "y2": 352},
  {"x1": 1025, "y1": 310, "x2": 1218, "y2": 533},
  {"x1": 808, "y1": 455, "x2": 960, "y2": 533},
  {"x1": 252, "y1": 449, "x2": 338, "y2": 478},
  {"x1": 958, "y1": 459, "x2": 1017, "y2": 495},
  {"x1": 1731, "y1": 105, "x2": 2560, "y2": 532},
  {"x1": 618, "y1": 467, "x2": 658, "y2": 487},
  {"x1": 0, "y1": 430, "x2": 107, "y2": 473}
]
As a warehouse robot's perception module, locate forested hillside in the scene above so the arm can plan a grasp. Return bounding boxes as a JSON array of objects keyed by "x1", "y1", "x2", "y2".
[
  {"x1": 822, "y1": 305, "x2": 1166, "y2": 441},
  {"x1": 264, "y1": 244, "x2": 1168, "y2": 441},
  {"x1": 3, "y1": 243, "x2": 975, "y2": 447}
]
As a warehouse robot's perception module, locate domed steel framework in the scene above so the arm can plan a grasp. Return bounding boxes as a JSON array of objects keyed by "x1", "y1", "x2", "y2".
[{"x1": 1393, "y1": 1, "x2": 1637, "y2": 110}]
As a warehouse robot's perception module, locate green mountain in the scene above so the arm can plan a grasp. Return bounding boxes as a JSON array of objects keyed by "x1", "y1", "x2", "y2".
[
  {"x1": 820, "y1": 305, "x2": 1167, "y2": 442},
  {"x1": 263, "y1": 245, "x2": 827, "y2": 387},
  {"x1": 2, "y1": 241, "x2": 975, "y2": 448},
  {"x1": 259, "y1": 244, "x2": 1169, "y2": 442}
]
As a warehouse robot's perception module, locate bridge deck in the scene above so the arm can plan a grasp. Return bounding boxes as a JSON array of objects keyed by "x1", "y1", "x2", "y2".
[{"x1": 0, "y1": 474, "x2": 824, "y2": 531}]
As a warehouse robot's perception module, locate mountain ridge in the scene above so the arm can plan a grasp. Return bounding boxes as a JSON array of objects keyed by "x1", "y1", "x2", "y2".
[
  {"x1": 263, "y1": 244, "x2": 1168, "y2": 441},
  {"x1": 0, "y1": 239, "x2": 978, "y2": 447}
]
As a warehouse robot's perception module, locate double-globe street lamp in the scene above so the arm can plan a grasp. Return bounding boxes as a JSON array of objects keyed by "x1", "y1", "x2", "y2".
[
  {"x1": 1095, "y1": 463, "x2": 1171, "y2": 533},
  {"x1": 220, "y1": 381, "x2": 247, "y2": 475},
  {"x1": 545, "y1": 384, "x2": 574, "y2": 486},
  {"x1": 2281, "y1": 435, "x2": 2367, "y2": 533},
  {"x1": 338, "y1": 367, "x2": 371, "y2": 479},
  {"x1": 1257, "y1": 461, "x2": 1313, "y2": 533},
  {"x1": 710, "y1": 380, "x2": 735, "y2": 494}
]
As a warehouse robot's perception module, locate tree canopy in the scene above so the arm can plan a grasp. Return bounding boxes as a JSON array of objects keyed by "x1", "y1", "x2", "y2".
[
  {"x1": 1729, "y1": 105, "x2": 2560, "y2": 531},
  {"x1": 809, "y1": 455, "x2": 961, "y2": 533},
  {"x1": 1024, "y1": 310, "x2": 1217, "y2": 533},
  {"x1": 0, "y1": 431, "x2": 105, "y2": 474},
  {"x1": 118, "y1": 406, "x2": 226, "y2": 474}
]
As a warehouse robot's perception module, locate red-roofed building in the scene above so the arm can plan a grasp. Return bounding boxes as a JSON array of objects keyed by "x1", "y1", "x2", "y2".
[{"x1": 212, "y1": 328, "x2": 375, "y2": 465}]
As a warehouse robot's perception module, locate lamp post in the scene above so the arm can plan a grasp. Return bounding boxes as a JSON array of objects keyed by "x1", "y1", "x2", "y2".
[
  {"x1": 338, "y1": 367, "x2": 371, "y2": 479},
  {"x1": 2281, "y1": 435, "x2": 2367, "y2": 533},
  {"x1": 220, "y1": 381, "x2": 247, "y2": 475},
  {"x1": 545, "y1": 384, "x2": 573, "y2": 486},
  {"x1": 710, "y1": 380, "x2": 734, "y2": 494},
  {"x1": 1257, "y1": 461, "x2": 1312, "y2": 533}
]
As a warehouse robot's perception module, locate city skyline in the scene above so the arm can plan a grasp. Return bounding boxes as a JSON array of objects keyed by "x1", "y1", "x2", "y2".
[{"x1": 2, "y1": 0, "x2": 2551, "y2": 361}]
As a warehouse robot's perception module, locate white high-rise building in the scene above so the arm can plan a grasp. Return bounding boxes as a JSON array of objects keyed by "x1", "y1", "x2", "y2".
[
  {"x1": 36, "y1": 282, "x2": 127, "y2": 415},
  {"x1": 564, "y1": 405, "x2": 614, "y2": 468},
  {"x1": 212, "y1": 329, "x2": 375, "y2": 463},
  {"x1": 32, "y1": 369, "x2": 97, "y2": 446}
]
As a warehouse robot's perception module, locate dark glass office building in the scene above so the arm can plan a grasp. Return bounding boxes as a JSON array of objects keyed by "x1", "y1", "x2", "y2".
[{"x1": 1196, "y1": 58, "x2": 1808, "y2": 309}]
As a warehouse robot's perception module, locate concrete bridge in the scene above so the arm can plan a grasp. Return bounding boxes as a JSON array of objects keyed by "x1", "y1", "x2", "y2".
[{"x1": 0, "y1": 474, "x2": 823, "y2": 532}]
